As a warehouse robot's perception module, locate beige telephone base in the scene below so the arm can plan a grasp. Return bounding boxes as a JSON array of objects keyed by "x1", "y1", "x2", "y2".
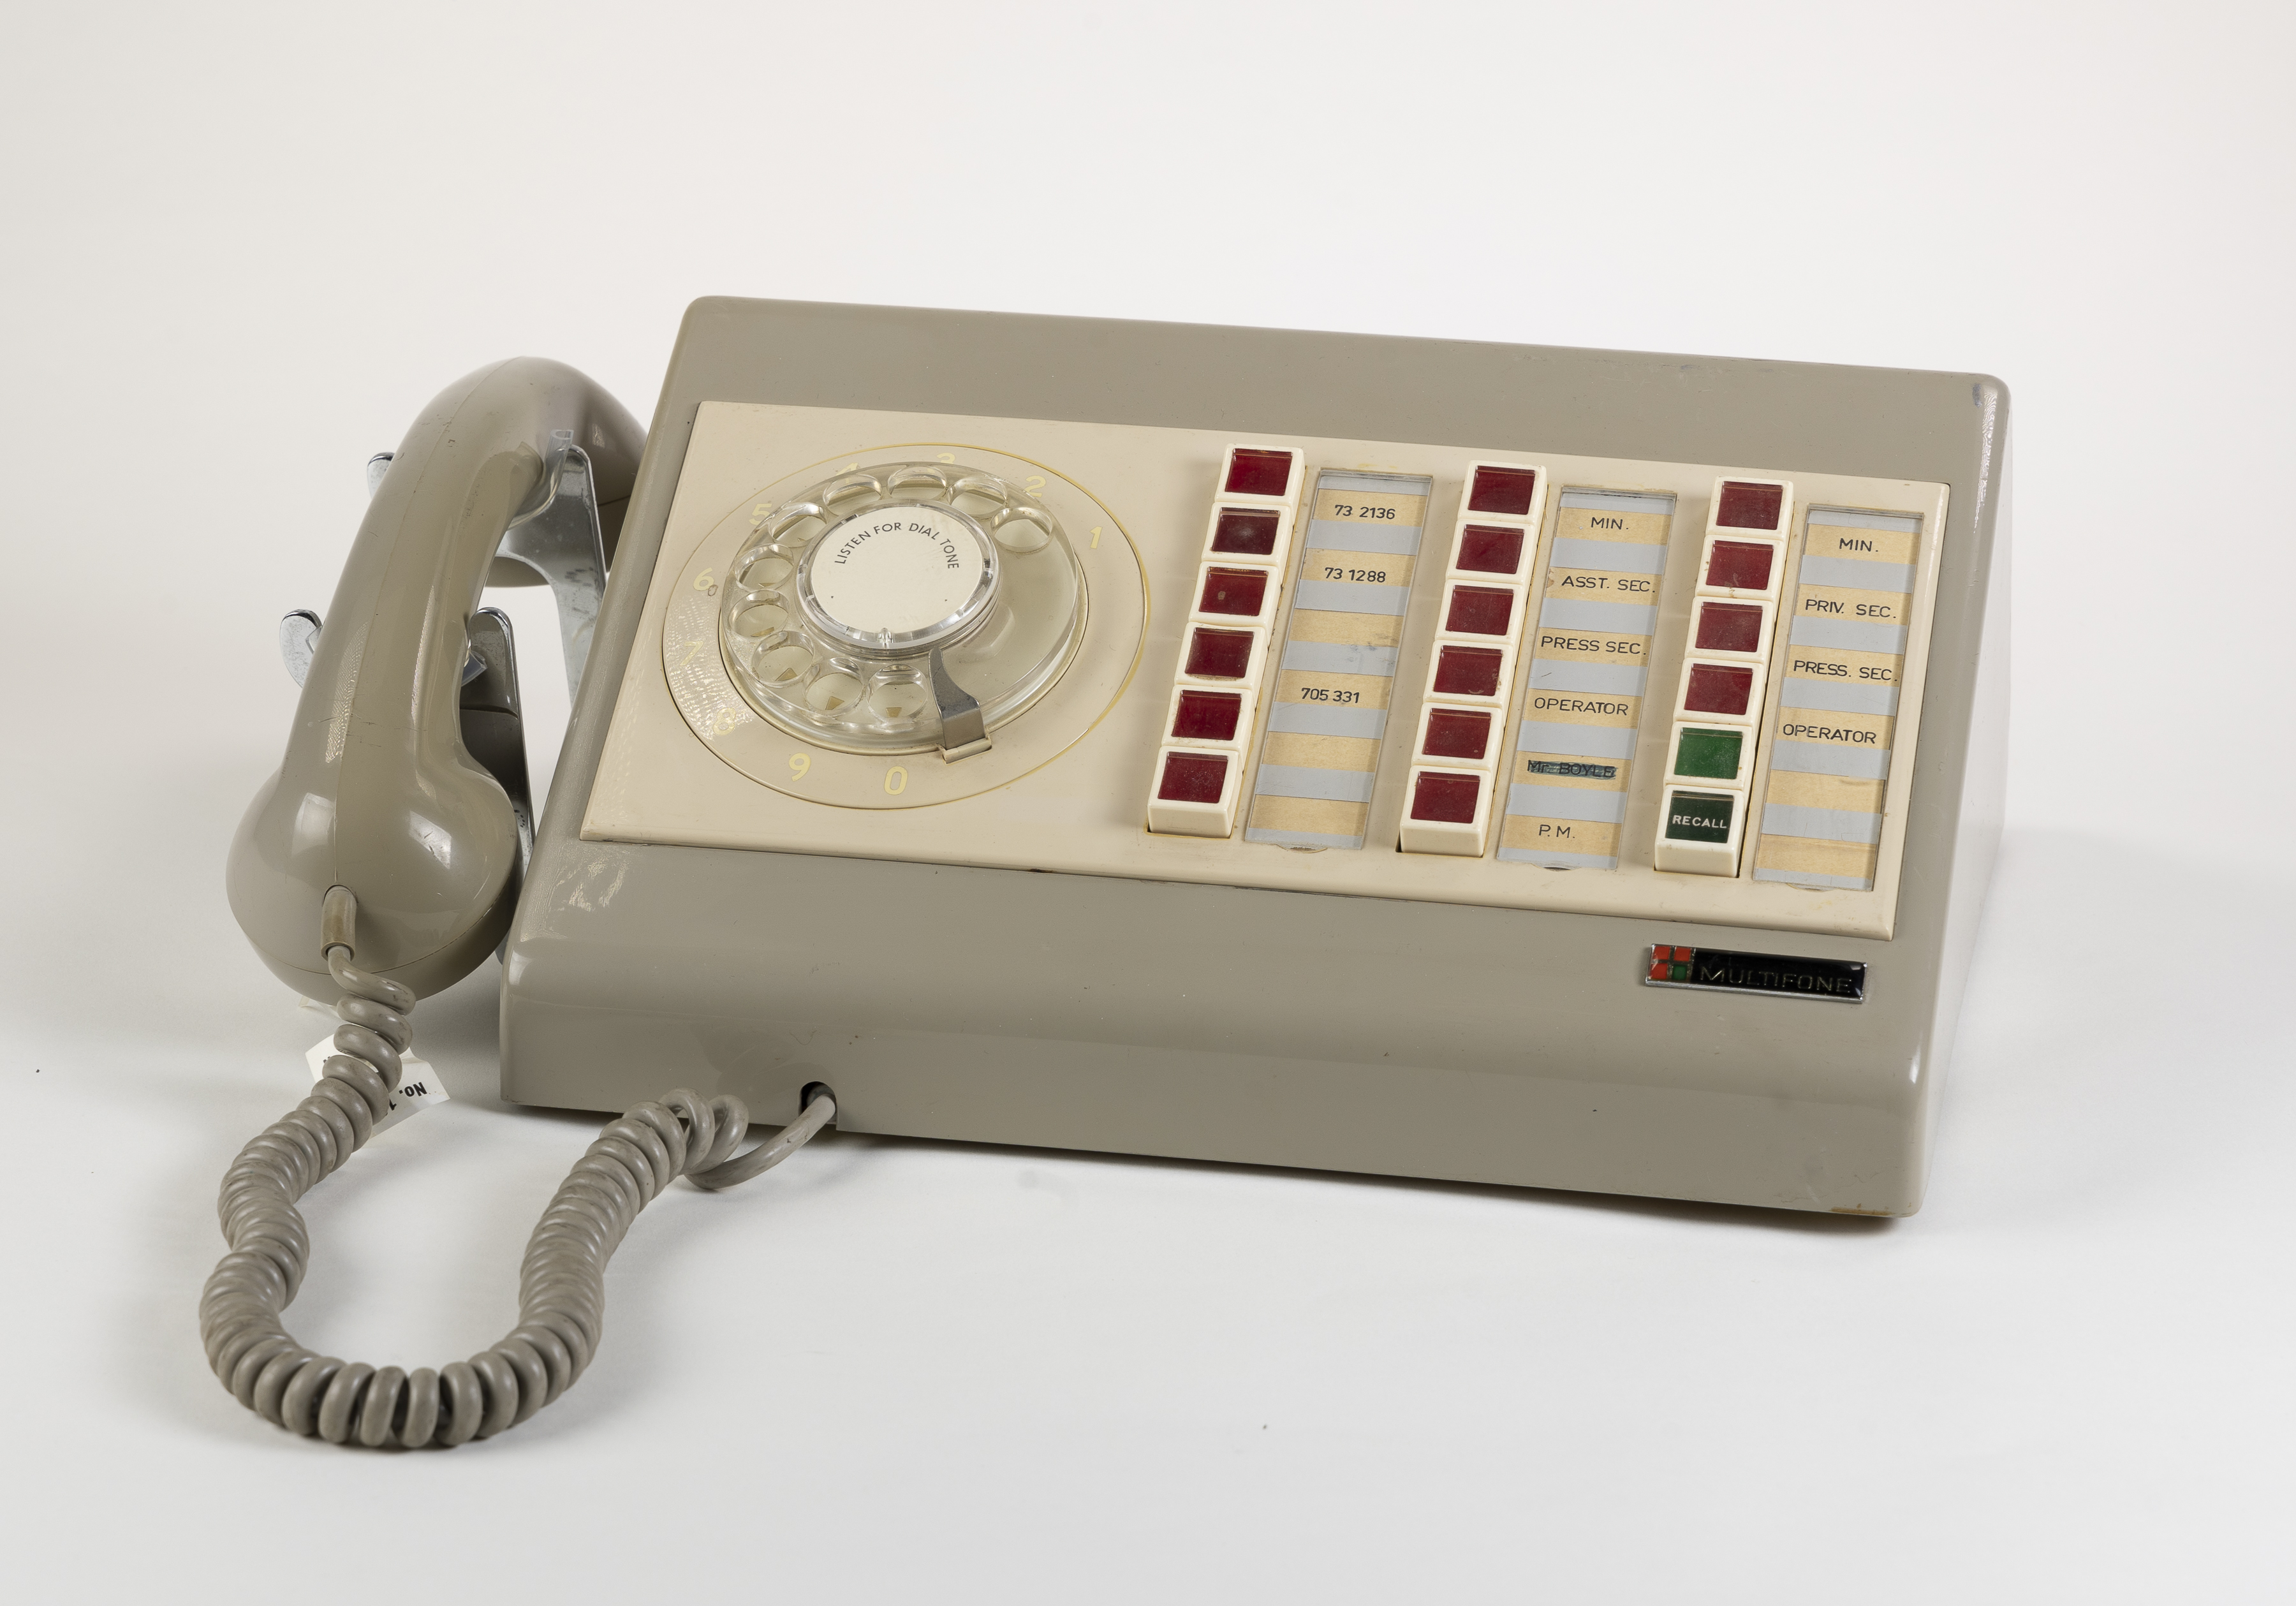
[{"x1": 505, "y1": 300, "x2": 2008, "y2": 1218}]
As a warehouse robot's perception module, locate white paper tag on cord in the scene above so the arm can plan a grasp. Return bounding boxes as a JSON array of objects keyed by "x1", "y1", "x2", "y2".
[{"x1": 305, "y1": 1037, "x2": 450, "y2": 1135}]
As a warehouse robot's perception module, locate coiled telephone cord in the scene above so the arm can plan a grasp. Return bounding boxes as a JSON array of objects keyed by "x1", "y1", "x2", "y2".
[{"x1": 198, "y1": 888, "x2": 833, "y2": 1448}]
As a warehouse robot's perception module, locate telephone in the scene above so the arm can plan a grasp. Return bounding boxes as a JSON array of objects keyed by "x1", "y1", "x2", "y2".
[{"x1": 205, "y1": 299, "x2": 2010, "y2": 1447}]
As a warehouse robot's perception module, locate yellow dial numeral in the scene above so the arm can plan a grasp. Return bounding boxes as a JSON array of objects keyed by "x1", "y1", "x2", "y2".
[
  {"x1": 884, "y1": 765, "x2": 908, "y2": 796},
  {"x1": 788, "y1": 753, "x2": 811, "y2": 781}
]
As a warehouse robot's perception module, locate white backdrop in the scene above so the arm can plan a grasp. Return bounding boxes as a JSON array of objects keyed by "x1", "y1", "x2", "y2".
[{"x1": 4, "y1": 2, "x2": 2291, "y2": 1599}]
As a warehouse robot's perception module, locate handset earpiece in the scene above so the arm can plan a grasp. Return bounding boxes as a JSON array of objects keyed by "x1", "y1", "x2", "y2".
[{"x1": 226, "y1": 358, "x2": 642, "y2": 1001}]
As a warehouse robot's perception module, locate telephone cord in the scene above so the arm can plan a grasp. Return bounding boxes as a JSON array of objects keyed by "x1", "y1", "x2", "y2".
[{"x1": 198, "y1": 909, "x2": 832, "y2": 1448}]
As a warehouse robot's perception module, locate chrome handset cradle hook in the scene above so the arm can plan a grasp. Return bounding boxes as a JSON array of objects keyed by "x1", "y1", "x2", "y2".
[{"x1": 499, "y1": 429, "x2": 610, "y2": 705}]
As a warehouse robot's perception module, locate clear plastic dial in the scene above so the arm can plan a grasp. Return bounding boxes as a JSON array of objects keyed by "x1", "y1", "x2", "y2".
[{"x1": 719, "y1": 462, "x2": 1085, "y2": 752}]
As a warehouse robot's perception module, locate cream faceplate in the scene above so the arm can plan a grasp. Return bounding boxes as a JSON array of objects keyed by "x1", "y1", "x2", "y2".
[{"x1": 584, "y1": 402, "x2": 1949, "y2": 939}]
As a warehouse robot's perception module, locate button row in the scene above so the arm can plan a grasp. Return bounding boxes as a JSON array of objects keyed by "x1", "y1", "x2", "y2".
[
  {"x1": 1654, "y1": 476, "x2": 1792, "y2": 876},
  {"x1": 1146, "y1": 445, "x2": 1305, "y2": 836},
  {"x1": 1399, "y1": 463, "x2": 1550, "y2": 857}
]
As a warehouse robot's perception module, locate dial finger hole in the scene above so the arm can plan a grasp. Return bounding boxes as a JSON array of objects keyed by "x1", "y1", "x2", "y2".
[
  {"x1": 732, "y1": 601, "x2": 788, "y2": 637},
  {"x1": 754, "y1": 644, "x2": 813, "y2": 684},
  {"x1": 867, "y1": 680, "x2": 932, "y2": 721},
  {"x1": 740, "y1": 554, "x2": 794, "y2": 587},
  {"x1": 887, "y1": 465, "x2": 952, "y2": 496},
  {"x1": 765, "y1": 502, "x2": 828, "y2": 543},
  {"x1": 951, "y1": 475, "x2": 1006, "y2": 515},
  {"x1": 806, "y1": 672, "x2": 864, "y2": 712},
  {"x1": 821, "y1": 473, "x2": 882, "y2": 507},
  {"x1": 737, "y1": 630, "x2": 791, "y2": 668},
  {"x1": 990, "y1": 503, "x2": 1054, "y2": 553}
]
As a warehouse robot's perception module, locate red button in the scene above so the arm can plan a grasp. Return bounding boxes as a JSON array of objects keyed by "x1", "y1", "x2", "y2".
[
  {"x1": 1467, "y1": 466, "x2": 1538, "y2": 517},
  {"x1": 1444, "y1": 585, "x2": 1515, "y2": 637},
  {"x1": 1172, "y1": 689, "x2": 1243, "y2": 742},
  {"x1": 1184, "y1": 628, "x2": 1254, "y2": 679},
  {"x1": 1432, "y1": 644, "x2": 1505, "y2": 698},
  {"x1": 1225, "y1": 450, "x2": 1293, "y2": 498},
  {"x1": 1684, "y1": 663, "x2": 1755, "y2": 716},
  {"x1": 1455, "y1": 524, "x2": 1526, "y2": 575},
  {"x1": 1705, "y1": 540, "x2": 1775, "y2": 591},
  {"x1": 1198, "y1": 567, "x2": 1269, "y2": 616},
  {"x1": 1716, "y1": 481, "x2": 1785, "y2": 531},
  {"x1": 1211, "y1": 508, "x2": 1280, "y2": 557},
  {"x1": 1694, "y1": 601, "x2": 1765, "y2": 654},
  {"x1": 1410, "y1": 770, "x2": 1482, "y2": 824},
  {"x1": 1422, "y1": 708, "x2": 1493, "y2": 761},
  {"x1": 1157, "y1": 751, "x2": 1228, "y2": 803}
]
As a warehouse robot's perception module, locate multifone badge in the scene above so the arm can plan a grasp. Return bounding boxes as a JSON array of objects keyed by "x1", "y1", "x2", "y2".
[{"x1": 1644, "y1": 944, "x2": 1865, "y2": 1003}]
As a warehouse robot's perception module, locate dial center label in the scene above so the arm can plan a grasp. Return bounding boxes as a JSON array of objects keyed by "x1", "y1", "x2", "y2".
[{"x1": 809, "y1": 503, "x2": 987, "y2": 636}]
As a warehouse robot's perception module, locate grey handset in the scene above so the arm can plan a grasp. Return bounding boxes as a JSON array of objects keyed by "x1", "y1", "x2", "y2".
[
  {"x1": 207, "y1": 358, "x2": 834, "y2": 1449},
  {"x1": 226, "y1": 358, "x2": 640, "y2": 999}
]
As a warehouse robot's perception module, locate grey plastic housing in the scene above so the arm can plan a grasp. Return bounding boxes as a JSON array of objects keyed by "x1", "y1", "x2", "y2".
[{"x1": 500, "y1": 300, "x2": 2009, "y2": 1216}]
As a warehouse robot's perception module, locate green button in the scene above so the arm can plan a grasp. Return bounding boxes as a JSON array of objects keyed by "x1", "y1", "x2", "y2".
[
  {"x1": 1664, "y1": 791, "x2": 1736, "y2": 843},
  {"x1": 1674, "y1": 726, "x2": 1743, "y2": 779}
]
